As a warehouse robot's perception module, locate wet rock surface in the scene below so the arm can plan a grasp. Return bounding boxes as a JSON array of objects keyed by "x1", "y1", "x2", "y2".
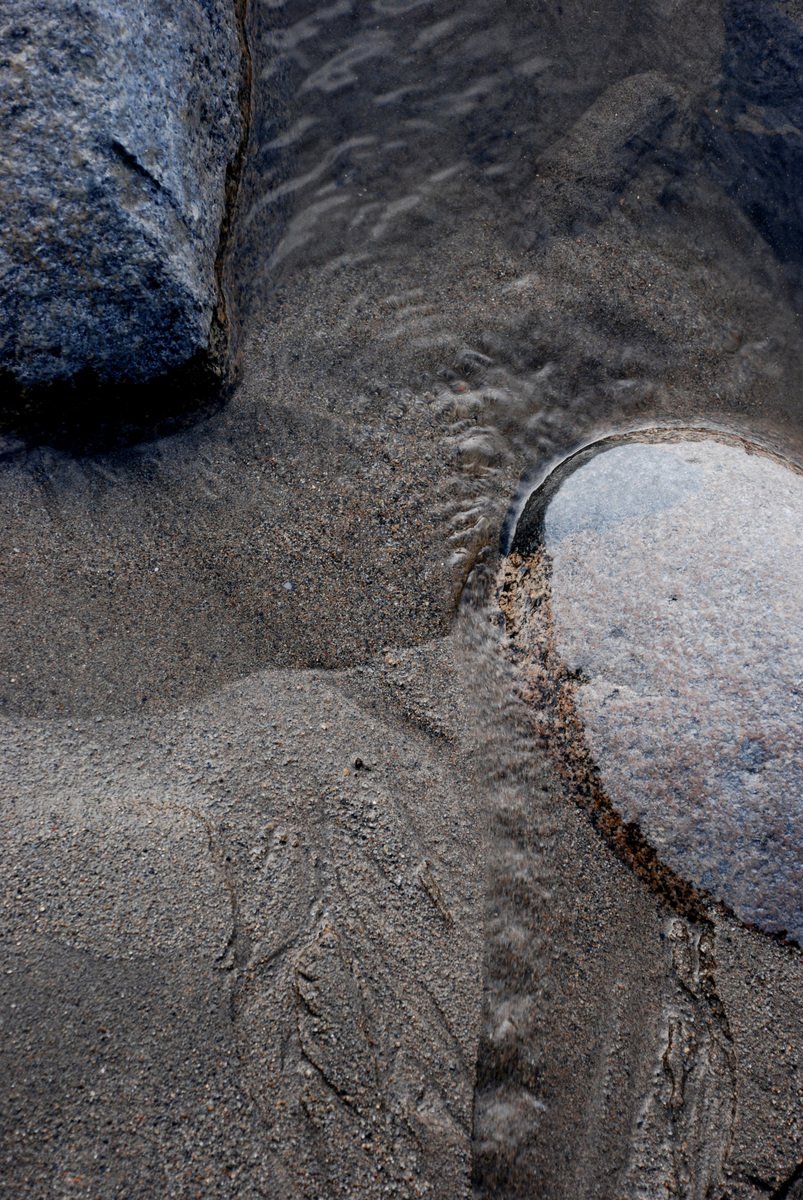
[
  {"x1": 0, "y1": 0, "x2": 243, "y2": 406},
  {"x1": 507, "y1": 433, "x2": 803, "y2": 942}
]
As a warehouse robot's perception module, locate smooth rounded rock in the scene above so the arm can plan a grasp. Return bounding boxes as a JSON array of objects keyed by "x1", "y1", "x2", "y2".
[{"x1": 506, "y1": 432, "x2": 803, "y2": 943}]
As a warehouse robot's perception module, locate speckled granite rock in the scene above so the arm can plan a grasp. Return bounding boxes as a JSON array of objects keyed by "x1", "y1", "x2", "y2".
[
  {"x1": 507, "y1": 433, "x2": 803, "y2": 943},
  {"x1": 0, "y1": 0, "x2": 243, "y2": 399}
]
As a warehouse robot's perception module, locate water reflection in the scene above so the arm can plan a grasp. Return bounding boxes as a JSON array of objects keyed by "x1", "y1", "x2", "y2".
[{"x1": 3, "y1": 1, "x2": 803, "y2": 1198}]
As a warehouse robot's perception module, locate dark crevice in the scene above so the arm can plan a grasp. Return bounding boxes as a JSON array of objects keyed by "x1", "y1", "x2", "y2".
[
  {"x1": 747, "y1": 1164, "x2": 803, "y2": 1199},
  {"x1": 0, "y1": 356, "x2": 230, "y2": 456},
  {"x1": 770, "y1": 1161, "x2": 803, "y2": 1199},
  {"x1": 110, "y1": 138, "x2": 165, "y2": 193},
  {"x1": 212, "y1": 0, "x2": 254, "y2": 348}
]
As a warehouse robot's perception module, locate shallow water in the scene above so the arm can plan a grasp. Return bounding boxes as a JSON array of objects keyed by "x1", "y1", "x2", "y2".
[{"x1": 2, "y1": 0, "x2": 803, "y2": 720}]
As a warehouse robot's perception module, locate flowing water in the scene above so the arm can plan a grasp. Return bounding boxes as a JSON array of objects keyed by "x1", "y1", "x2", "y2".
[{"x1": 2, "y1": 1, "x2": 803, "y2": 1197}]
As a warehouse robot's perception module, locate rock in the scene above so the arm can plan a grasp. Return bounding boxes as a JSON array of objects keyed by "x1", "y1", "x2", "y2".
[
  {"x1": 3, "y1": 0, "x2": 803, "y2": 1192},
  {"x1": 0, "y1": 0, "x2": 244, "y2": 415},
  {"x1": 505, "y1": 432, "x2": 803, "y2": 943}
]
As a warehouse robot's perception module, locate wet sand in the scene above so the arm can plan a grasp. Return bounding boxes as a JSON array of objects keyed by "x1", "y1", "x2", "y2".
[{"x1": 2, "y1": 0, "x2": 802, "y2": 1196}]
